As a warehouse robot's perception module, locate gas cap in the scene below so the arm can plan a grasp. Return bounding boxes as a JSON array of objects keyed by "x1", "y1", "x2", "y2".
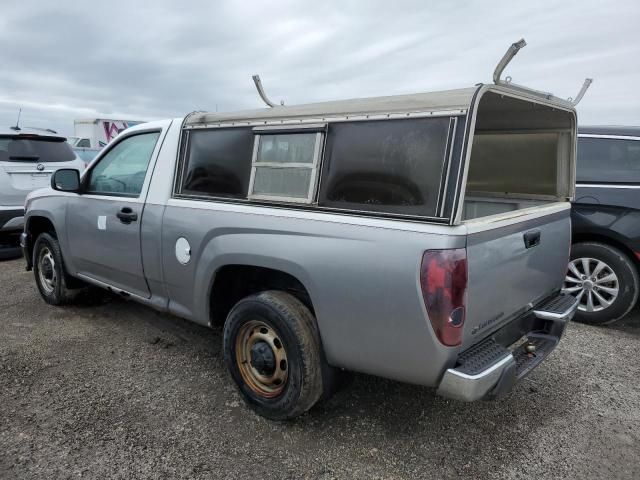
[{"x1": 175, "y1": 237, "x2": 191, "y2": 265}]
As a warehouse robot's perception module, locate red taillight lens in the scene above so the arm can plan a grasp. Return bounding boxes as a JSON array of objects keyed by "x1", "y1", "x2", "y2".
[{"x1": 420, "y1": 248, "x2": 468, "y2": 347}]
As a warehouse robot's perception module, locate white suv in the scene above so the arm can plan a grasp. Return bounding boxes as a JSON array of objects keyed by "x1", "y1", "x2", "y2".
[{"x1": 0, "y1": 127, "x2": 84, "y2": 258}]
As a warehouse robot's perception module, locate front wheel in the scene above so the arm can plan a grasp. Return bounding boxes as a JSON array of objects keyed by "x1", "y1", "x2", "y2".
[
  {"x1": 33, "y1": 233, "x2": 80, "y2": 305},
  {"x1": 223, "y1": 290, "x2": 329, "y2": 420},
  {"x1": 563, "y1": 242, "x2": 639, "y2": 325}
]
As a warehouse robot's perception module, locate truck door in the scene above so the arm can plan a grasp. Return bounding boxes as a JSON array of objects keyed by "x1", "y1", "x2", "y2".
[{"x1": 65, "y1": 129, "x2": 163, "y2": 298}]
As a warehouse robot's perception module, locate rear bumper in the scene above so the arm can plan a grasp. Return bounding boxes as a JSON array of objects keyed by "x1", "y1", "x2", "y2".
[{"x1": 436, "y1": 293, "x2": 578, "y2": 402}]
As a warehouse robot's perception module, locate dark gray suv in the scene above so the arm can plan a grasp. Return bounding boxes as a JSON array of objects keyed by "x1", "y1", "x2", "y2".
[{"x1": 564, "y1": 126, "x2": 640, "y2": 324}]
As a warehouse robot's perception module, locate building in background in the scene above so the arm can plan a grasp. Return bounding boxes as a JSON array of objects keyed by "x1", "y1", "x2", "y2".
[
  {"x1": 67, "y1": 118, "x2": 145, "y2": 164},
  {"x1": 69, "y1": 118, "x2": 144, "y2": 149}
]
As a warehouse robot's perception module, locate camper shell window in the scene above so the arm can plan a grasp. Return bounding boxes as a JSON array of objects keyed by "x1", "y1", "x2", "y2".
[
  {"x1": 179, "y1": 128, "x2": 254, "y2": 198},
  {"x1": 318, "y1": 117, "x2": 451, "y2": 217},
  {"x1": 248, "y1": 131, "x2": 323, "y2": 203}
]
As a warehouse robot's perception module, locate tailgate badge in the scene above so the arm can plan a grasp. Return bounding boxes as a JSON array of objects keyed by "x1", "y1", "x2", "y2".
[{"x1": 36, "y1": 163, "x2": 44, "y2": 171}]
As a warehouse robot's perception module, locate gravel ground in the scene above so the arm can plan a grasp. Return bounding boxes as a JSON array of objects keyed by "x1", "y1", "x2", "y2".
[{"x1": 1, "y1": 257, "x2": 639, "y2": 480}]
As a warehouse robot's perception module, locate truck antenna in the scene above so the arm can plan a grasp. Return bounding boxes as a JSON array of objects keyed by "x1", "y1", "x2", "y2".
[
  {"x1": 11, "y1": 108, "x2": 22, "y2": 131},
  {"x1": 252, "y1": 75, "x2": 284, "y2": 108}
]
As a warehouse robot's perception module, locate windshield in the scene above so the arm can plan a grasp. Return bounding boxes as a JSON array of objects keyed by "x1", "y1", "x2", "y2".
[{"x1": 0, "y1": 135, "x2": 77, "y2": 163}]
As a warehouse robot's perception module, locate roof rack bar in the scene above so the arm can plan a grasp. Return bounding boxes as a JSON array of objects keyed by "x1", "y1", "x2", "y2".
[
  {"x1": 568, "y1": 78, "x2": 593, "y2": 106},
  {"x1": 493, "y1": 38, "x2": 527, "y2": 84},
  {"x1": 252, "y1": 74, "x2": 283, "y2": 108}
]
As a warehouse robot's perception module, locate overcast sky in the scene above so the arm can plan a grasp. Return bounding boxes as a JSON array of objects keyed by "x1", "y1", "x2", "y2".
[{"x1": 1, "y1": 0, "x2": 639, "y2": 136}]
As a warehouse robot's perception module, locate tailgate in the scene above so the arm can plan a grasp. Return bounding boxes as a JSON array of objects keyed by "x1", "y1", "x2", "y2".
[
  {"x1": 462, "y1": 203, "x2": 571, "y2": 349},
  {"x1": 0, "y1": 163, "x2": 51, "y2": 205}
]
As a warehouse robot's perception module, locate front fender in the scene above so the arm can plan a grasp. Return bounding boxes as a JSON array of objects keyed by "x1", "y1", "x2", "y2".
[{"x1": 24, "y1": 195, "x2": 73, "y2": 273}]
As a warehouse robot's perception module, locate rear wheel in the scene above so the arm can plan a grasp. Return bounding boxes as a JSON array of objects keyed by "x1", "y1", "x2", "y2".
[
  {"x1": 563, "y1": 242, "x2": 639, "y2": 325},
  {"x1": 33, "y1": 233, "x2": 81, "y2": 305},
  {"x1": 223, "y1": 290, "x2": 330, "y2": 420}
]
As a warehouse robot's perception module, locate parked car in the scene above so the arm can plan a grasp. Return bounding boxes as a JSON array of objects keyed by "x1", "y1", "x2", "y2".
[
  {"x1": 563, "y1": 126, "x2": 640, "y2": 324},
  {"x1": 20, "y1": 48, "x2": 582, "y2": 419},
  {"x1": 0, "y1": 127, "x2": 85, "y2": 259}
]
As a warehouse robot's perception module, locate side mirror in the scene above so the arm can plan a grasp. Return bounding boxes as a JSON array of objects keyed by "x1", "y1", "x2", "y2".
[{"x1": 51, "y1": 169, "x2": 81, "y2": 192}]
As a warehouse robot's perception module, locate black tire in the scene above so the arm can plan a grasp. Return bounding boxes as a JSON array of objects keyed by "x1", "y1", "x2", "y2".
[
  {"x1": 567, "y1": 242, "x2": 639, "y2": 325},
  {"x1": 32, "y1": 233, "x2": 81, "y2": 305},
  {"x1": 223, "y1": 290, "x2": 330, "y2": 420}
]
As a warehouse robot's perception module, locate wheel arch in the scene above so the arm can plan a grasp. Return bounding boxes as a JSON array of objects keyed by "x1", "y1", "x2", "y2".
[
  {"x1": 206, "y1": 261, "x2": 317, "y2": 328},
  {"x1": 572, "y1": 231, "x2": 640, "y2": 271},
  {"x1": 24, "y1": 215, "x2": 58, "y2": 269}
]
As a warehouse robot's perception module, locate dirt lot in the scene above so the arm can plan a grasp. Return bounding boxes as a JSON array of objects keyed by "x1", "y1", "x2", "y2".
[{"x1": 1, "y1": 258, "x2": 639, "y2": 480}]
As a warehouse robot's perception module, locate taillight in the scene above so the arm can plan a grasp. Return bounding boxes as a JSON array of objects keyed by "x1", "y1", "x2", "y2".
[{"x1": 420, "y1": 248, "x2": 468, "y2": 347}]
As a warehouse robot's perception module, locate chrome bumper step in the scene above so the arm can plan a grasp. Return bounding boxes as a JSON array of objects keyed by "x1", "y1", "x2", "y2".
[{"x1": 437, "y1": 293, "x2": 579, "y2": 402}]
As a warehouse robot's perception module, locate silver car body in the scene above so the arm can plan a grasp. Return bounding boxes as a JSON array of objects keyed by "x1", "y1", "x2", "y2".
[
  {"x1": 23, "y1": 82, "x2": 579, "y2": 397},
  {"x1": 0, "y1": 127, "x2": 84, "y2": 234}
]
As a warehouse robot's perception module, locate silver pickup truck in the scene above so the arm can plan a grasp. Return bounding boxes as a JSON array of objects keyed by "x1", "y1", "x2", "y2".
[{"x1": 21, "y1": 42, "x2": 583, "y2": 420}]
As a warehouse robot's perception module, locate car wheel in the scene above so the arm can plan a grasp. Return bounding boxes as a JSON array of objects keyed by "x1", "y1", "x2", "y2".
[
  {"x1": 563, "y1": 242, "x2": 639, "y2": 325},
  {"x1": 223, "y1": 290, "x2": 329, "y2": 420},
  {"x1": 33, "y1": 233, "x2": 80, "y2": 305}
]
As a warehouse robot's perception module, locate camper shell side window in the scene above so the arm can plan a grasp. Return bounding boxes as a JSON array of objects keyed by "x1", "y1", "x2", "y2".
[
  {"x1": 174, "y1": 117, "x2": 458, "y2": 220},
  {"x1": 318, "y1": 117, "x2": 452, "y2": 218},
  {"x1": 248, "y1": 128, "x2": 324, "y2": 203},
  {"x1": 178, "y1": 127, "x2": 255, "y2": 198}
]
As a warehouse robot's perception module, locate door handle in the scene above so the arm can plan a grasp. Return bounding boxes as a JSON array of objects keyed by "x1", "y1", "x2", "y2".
[
  {"x1": 523, "y1": 230, "x2": 541, "y2": 249},
  {"x1": 116, "y1": 207, "x2": 138, "y2": 224}
]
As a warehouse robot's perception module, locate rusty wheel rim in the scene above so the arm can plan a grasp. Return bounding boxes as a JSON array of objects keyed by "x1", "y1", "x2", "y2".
[
  {"x1": 235, "y1": 320, "x2": 288, "y2": 398},
  {"x1": 37, "y1": 246, "x2": 57, "y2": 294}
]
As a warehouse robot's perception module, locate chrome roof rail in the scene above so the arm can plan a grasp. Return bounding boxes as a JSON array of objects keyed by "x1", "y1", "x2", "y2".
[
  {"x1": 252, "y1": 75, "x2": 284, "y2": 108},
  {"x1": 568, "y1": 78, "x2": 593, "y2": 106},
  {"x1": 492, "y1": 38, "x2": 555, "y2": 100},
  {"x1": 493, "y1": 38, "x2": 527, "y2": 85},
  {"x1": 492, "y1": 38, "x2": 593, "y2": 108}
]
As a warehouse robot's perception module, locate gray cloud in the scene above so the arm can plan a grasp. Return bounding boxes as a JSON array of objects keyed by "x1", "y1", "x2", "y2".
[{"x1": 1, "y1": 0, "x2": 638, "y2": 135}]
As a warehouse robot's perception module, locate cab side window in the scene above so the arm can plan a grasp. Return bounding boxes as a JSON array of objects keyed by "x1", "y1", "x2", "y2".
[{"x1": 86, "y1": 132, "x2": 160, "y2": 196}]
